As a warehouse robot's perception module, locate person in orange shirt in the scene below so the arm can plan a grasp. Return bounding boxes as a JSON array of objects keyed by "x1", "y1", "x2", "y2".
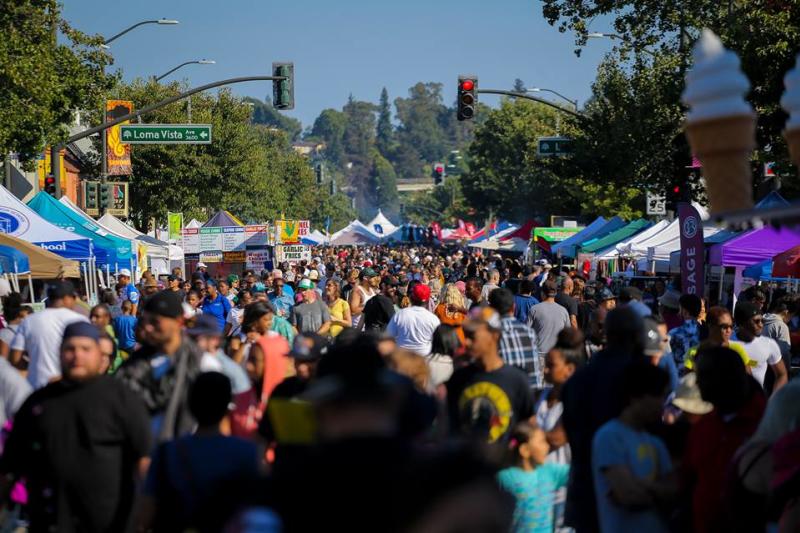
[{"x1": 434, "y1": 283, "x2": 468, "y2": 343}]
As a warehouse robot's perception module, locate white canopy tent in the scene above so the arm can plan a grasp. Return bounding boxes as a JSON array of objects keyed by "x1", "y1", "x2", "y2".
[
  {"x1": 185, "y1": 218, "x2": 203, "y2": 229},
  {"x1": 366, "y1": 210, "x2": 397, "y2": 238},
  {"x1": 329, "y1": 220, "x2": 381, "y2": 246},
  {"x1": 98, "y1": 213, "x2": 176, "y2": 276},
  {"x1": 594, "y1": 220, "x2": 671, "y2": 260}
]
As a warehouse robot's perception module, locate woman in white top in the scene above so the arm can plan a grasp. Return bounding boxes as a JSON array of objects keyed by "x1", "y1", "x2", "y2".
[
  {"x1": 349, "y1": 270, "x2": 378, "y2": 327},
  {"x1": 0, "y1": 301, "x2": 31, "y2": 359}
]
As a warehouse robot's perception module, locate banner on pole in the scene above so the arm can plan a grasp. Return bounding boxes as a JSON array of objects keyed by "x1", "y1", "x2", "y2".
[
  {"x1": 167, "y1": 212, "x2": 183, "y2": 242},
  {"x1": 106, "y1": 100, "x2": 134, "y2": 175},
  {"x1": 275, "y1": 244, "x2": 311, "y2": 264},
  {"x1": 678, "y1": 203, "x2": 705, "y2": 296}
]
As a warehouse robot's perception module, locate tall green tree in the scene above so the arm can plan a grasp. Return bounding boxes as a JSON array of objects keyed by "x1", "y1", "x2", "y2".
[
  {"x1": 367, "y1": 149, "x2": 399, "y2": 218},
  {"x1": 394, "y1": 83, "x2": 450, "y2": 168},
  {"x1": 513, "y1": 78, "x2": 527, "y2": 92},
  {"x1": 309, "y1": 108, "x2": 347, "y2": 166},
  {"x1": 376, "y1": 87, "x2": 394, "y2": 158},
  {"x1": 540, "y1": 0, "x2": 800, "y2": 198},
  {"x1": 0, "y1": 0, "x2": 113, "y2": 162}
]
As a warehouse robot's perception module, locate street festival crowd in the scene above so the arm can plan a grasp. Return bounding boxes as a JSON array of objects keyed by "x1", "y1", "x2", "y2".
[{"x1": 0, "y1": 243, "x2": 799, "y2": 532}]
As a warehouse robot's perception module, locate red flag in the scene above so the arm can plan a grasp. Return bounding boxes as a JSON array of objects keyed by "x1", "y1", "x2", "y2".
[
  {"x1": 430, "y1": 222, "x2": 442, "y2": 240},
  {"x1": 465, "y1": 223, "x2": 477, "y2": 235}
]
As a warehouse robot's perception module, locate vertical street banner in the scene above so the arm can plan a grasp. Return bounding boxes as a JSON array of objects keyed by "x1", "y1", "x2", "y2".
[
  {"x1": 106, "y1": 100, "x2": 134, "y2": 175},
  {"x1": 678, "y1": 202, "x2": 705, "y2": 296},
  {"x1": 167, "y1": 212, "x2": 183, "y2": 242},
  {"x1": 106, "y1": 182, "x2": 129, "y2": 217}
]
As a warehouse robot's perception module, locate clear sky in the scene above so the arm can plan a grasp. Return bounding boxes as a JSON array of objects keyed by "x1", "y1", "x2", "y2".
[{"x1": 62, "y1": 0, "x2": 615, "y2": 129}]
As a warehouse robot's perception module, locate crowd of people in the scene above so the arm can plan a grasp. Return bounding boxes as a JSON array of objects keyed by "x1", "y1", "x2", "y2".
[{"x1": 0, "y1": 243, "x2": 799, "y2": 532}]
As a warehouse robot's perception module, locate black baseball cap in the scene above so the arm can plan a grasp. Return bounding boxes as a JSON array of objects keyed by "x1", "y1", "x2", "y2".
[
  {"x1": 143, "y1": 290, "x2": 183, "y2": 319},
  {"x1": 187, "y1": 314, "x2": 221, "y2": 337},
  {"x1": 48, "y1": 280, "x2": 77, "y2": 301}
]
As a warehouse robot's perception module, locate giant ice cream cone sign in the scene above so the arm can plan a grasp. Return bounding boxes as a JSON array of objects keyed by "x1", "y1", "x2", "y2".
[{"x1": 682, "y1": 30, "x2": 755, "y2": 214}]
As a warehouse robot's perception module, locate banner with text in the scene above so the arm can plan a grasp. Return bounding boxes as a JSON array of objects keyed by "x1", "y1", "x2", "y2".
[
  {"x1": 678, "y1": 203, "x2": 705, "y2": 296},
  {"x1": 275, "y1": 220, "x2": 310, "y2": 244},
  {"x1": 275, "y1": 244, "x2": 311, "y2": 264},
  {"x1": 181, "y1": 225, "x2": 271, "y2": 256},
  {"x1": 106, "y1": 100, "x2": 133, "y2": 175},
  {"x1": 246, "y1": 250, "x2": 271, "y2": 270}
]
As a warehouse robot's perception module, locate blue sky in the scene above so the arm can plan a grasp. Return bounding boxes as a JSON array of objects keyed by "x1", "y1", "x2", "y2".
[{"x1": 63, "y1": 0, "x2": 615, "y2": 129}]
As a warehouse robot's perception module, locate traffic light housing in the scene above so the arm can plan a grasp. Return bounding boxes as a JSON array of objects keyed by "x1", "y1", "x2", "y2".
[
  {"x1": 86, "y1": 182, "x2": 98, "y2": 208},
  {"x1": 665, "y1": 183, "x2": 689, "y2": 212},
  {"x1": 100, "y1": 182, "x2": 111, "y2": 210},
  {"x1": 433, "y1": 163, "x2": 445, "y2": 185},
  {"x1": 329, "y1": 179, "x2": 336, "y2": 195},
  {"x1": 458, "y1": 75, "x2": 478, "y2": 121},
  {"x1": 315, "y1": 163, "x2": 323, "y2": 185},
  {"x1": 272, "y1": 62, "x2": 294, "y2": 110},
  {"x1": 44, "y1": 175, "x2": 56, "y2": 196}
]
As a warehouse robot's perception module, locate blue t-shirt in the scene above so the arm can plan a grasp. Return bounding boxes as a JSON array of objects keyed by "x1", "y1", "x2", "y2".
[
  {"x1": 113, "y1": 314, "x2": 138, "y2": 351},
  {"x1": 145, "y1": 434, "x2": 259, "y2": 527},
  {"x1": 201, "y1": 293, "x2": 231, "y2": 331},
  {"x1": 497, "y1": 464, "x2": 570, "y2": 533},
  {"x1": 513, "y1": 294, "x2": 540, "y2": 324},
  {"x1": 269, "y1": 293, "x2": 295, "y2": 318},
  {"x1": 592, "y1": 419, "x2": 672, "y2": 533},
  {"x1": 121, "y1": 283, "x2": 140, "y2": 305}
]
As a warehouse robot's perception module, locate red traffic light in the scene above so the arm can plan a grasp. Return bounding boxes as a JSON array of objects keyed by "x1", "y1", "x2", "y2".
[
  {"x1": 673, "y1": 186, "x2": 681, "y2": 194},
  {"x1": 461, "y1": 79, "x2": 474, "y2": 91},
  {"x1": 435, "y1": 165, "x2": 444, "y2": 173}
]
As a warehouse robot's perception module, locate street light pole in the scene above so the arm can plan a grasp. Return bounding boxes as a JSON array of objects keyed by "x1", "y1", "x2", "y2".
[
  {"x1": 102, "y1": 19, "x2": 179, "y2": 47},
  {"x1": 525, "y1": 88, "x2": 578, "y2": 110},
  {"x1": 153, "y1": 60, "x2": 216, "y2": 82},
  {"x1": 587, "y1": 32, "x2": 659, "y2": 58}
]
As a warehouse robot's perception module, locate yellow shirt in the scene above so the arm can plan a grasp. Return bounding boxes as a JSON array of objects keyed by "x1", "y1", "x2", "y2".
[
  {"x1": 328, "y1": 298, "x2": 349, "y2": 337},
  {"x1": 684, "y1": 341, "x2": 757, "y2": 370}
]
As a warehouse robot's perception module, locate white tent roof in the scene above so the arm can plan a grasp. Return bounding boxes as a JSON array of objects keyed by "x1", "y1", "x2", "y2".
[
  {"x1": 595, "y1": 220, "x2": 671, "y2": 260},
  {"x1": 329, "y1": 220, "x2": 381, "y2": 245},
  {"x1": 469, "y1": 225, "x2": 521, "y2": 248},
  {"x1": 98, "y1": 213, "x2": 172, "y2": 259},
  {"x1": 0, "y1": 185, "x2": 92, "y2": 259},
  {"x1": 366, "y1": 210, "x2": 397, "y2": 237},
  {"x1": 185, "y1": 218, "x2": 202, "y2": 229},
  {"x1": 304, "y1": 229, "x2": 327, "y2": 244}
]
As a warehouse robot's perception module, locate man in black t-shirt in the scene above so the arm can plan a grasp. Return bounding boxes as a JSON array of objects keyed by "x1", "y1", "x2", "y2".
[
  {"x1": 446, "y1": 307, "x2": 533, "y2": 446},
  {"x1": 1, "y1": 322, "x2": 151, "y2": 533},
  {"x1": 554, "y1": 276, "x2": 579, "y2": 330},
  {"x1": 361, "y1": 276, "x2": 398, "y2": 332}
]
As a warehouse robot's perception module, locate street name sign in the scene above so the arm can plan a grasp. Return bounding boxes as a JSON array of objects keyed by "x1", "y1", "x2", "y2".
[{"x1": 119, "y1": 124, "x2": 212, "y2": 144}]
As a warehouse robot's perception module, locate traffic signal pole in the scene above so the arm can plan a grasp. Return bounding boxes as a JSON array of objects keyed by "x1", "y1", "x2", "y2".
[
  {"x1": 51, "y1": 74, "x2": 289, "y2": 198},
  {"x1": 476, "y1": 89, "x2": 582, "y2": 118}
]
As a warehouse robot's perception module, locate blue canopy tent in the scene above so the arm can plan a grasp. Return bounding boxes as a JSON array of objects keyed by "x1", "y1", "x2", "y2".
[
  {"x1": 27, "y1": 192, "x2": 134, "y2": 270},
  {"x1": 0, "y1": 245, "x2": 30, "y2": 275},
  {"x1": 743, "y1": 259, "x2": 773, "y2": 280},
  {"x1": 558, "y1": 217, "x2": 627, "y2": 258},
  {"x1": 0, "y1": 185, "x2": 92, "y2": 262}
]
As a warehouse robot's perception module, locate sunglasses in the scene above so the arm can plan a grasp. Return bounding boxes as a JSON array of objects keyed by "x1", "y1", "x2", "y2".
[{"x1": 717, "y1": 323, "x2": 734, "y2": 330}]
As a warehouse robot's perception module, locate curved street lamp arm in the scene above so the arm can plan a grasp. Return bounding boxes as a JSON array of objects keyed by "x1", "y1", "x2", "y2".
[
  {"x1": 154, "y1": 61, "x2": 201, "y2": 82},
  {"x1": 104, "y1": 20, "x2": 163, "y2": 45},
  {"x1": 476, "y1": 89, "x2": 582, "y2": 118}
]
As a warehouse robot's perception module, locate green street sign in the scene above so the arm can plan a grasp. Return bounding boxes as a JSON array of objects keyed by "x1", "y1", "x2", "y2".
[
  {"x1": 537, "y1": 136, "x2": 573, "y2": 157},
  {"x1": 119, "y1": 124, "x2": 212, "y2": 144}
]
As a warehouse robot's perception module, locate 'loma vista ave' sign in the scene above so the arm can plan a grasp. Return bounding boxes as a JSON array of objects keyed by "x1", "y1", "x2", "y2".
[{"x1": 119, "y1": 124, "x2": 212, "y2": 144}]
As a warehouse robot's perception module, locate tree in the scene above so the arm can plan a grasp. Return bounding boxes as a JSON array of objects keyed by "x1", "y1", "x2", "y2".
[
  {"x1": 309, "y1": 108, "x2": 347, "y2": 166},
  {"x1": 376, "y1": 87, "x2": 394, "y2": 158},
  {"x1": 245, "y1": 96, "x2": 302, "y2": 140},
  {"x1": 461, "y1": 98, "x2": 578, "y2": 221},
  {"x1": 513, "y1": 78, "x2": 527, "y2": 92},
  {"x1": 0, "y1": 0, "x2": 113, "y2": 162},
  {"x1": 540, "y1": 0, "x2": 800, "y2": 198},
  {"x1": 367, "y1": 149, "x2": 399, "y2": 218},
  {"x1": 394, "y1": 83, "x2": 450, "y2": 168},
  {"x1": 402, "y1": 176, "x2": 470, "y2": 226}
]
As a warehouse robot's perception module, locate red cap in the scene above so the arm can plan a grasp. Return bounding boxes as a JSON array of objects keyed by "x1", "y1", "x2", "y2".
[{"x1": 411, "y1": 283, "x2": 431, "y2": 303}]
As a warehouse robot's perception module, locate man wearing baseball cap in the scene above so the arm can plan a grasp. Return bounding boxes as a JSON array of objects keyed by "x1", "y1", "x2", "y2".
[
  {"x1": 116, "y1": 291, "x2": 203, "y2": 442},
  {"x1": 10, "y1": 281, "x2": 89, "y2": 389},
  {"x1": 446, "y1": 307, "x2": 533, "y2": 446},
  {"x1": 386, "y1": 282, "x2": 440, "y2": 355},
  {"x1": 2, "y1": 322, "x2": 151, "y2": 532},
  {"x1": 290, "y1": 278, "x2": 332, "y2": 335},
  {"x1": 117, "y1": 268, "x2": 140, "y2": 316},
  {"x1": 348, "y1": 267, "x2": 380, "y2": 328}
]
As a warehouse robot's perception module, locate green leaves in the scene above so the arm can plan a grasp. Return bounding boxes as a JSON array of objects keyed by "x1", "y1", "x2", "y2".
[{"x1": 0, "y1": 0, "x2": 113, "y2": 162}]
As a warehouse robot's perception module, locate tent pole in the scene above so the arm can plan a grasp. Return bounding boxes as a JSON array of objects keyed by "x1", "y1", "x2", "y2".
[
  {"x1": 83, "y1": 263, "x2": 89, "y2": 301},
  {"x1": 28, "y1": 274, "x2": 34, "y2": 304}
]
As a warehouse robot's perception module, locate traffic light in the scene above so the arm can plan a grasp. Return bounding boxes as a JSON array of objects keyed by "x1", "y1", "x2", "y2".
[
  {"x1": 272, "y1": 62, "x2": 294, "y2": 110},
  {"x1": 433, "y1": 163, "x2": 445, "y2": 185},
  {"x1": 86, "y1": 182, "x2": 98, "y2": 208},
  {"x1": 329, "y1": 179, "x2": 336, "y2": 195},
  {"x1": 100, "y1": 182, "x2": 111, "y2": 210},
  {"x1": 44, "y1": 176, "x2": 56, "y2": 196},
  {"x1": 457, "y1": 75, "x2": 478, "y2": 121},
  {"x1": 315, "y1": 163, "x2": 324, "y2": 185},
  {"x1": 665, "y1": 183, "x2": 689, "y2": 212}
]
